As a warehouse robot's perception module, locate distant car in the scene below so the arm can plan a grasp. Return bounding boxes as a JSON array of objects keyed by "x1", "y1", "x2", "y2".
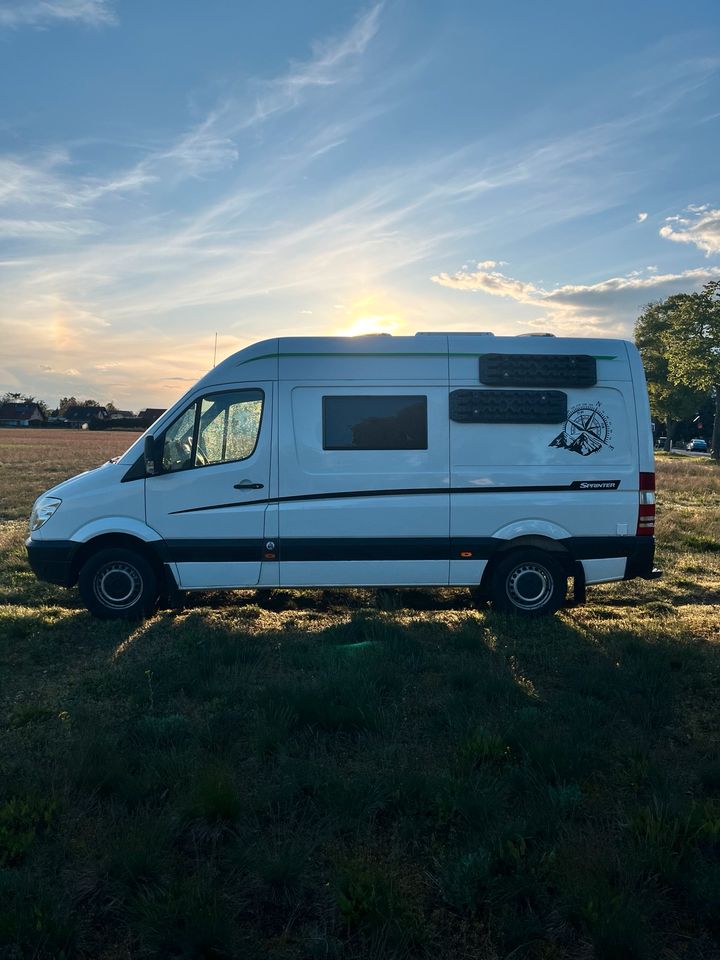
[{"x1": 686, "y1": 438, "x2": 708, "y2": 452}]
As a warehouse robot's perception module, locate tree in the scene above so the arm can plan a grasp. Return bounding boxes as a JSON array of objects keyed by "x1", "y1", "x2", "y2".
[
  {"x1": 58, "y1": 397, "x2": 78, "y2": 415},
  {"x1": 635, "y1": 296, "x2": 707, "y2": 451},
  {"x1": 660, "y1": 281, "x2": 720, "y2": 461}
]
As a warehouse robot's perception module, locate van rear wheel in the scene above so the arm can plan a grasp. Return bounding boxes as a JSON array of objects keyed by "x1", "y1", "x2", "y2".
[
  {"x1": 78, "y1": 547, "x2": 158, "y2": 620},
  {"x1": 489, "y1": 549, "x2": 566, "y2": 617}
]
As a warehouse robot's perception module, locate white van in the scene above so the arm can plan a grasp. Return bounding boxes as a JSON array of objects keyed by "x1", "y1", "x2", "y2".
[{"x1": 27, "y1": 333, "x2": 659, "y2": 619}]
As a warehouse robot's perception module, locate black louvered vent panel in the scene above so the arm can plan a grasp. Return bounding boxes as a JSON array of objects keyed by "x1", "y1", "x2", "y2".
[
  {"x1": 478, "y1": 353, "x2": 597, "y2": 387},
  {"x1": 450, "y1": 389, "x2": 567, "y2": 424}
]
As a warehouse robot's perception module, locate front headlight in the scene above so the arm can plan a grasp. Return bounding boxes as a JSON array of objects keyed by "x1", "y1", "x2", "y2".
[{"x1": 29, "y1": 496, "x2": 62, "y2": 532}]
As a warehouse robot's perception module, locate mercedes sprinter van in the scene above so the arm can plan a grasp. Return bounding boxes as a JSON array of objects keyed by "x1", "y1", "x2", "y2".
[{"x1": 27, "y1": 333, "x2": 659, "y2": 619}]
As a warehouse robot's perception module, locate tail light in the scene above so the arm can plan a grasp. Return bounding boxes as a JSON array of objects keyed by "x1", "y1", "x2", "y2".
[{"x1": 637, "y1": 472, "x2": 655, "y2": 536}]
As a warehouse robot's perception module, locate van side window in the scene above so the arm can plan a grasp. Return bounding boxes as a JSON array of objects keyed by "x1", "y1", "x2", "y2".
[
  {"x1": 323, "y1": 395, "x2": 427, "y2": 450},
  {"x1": 161, "y1": 389, "x2": 264, "y2": 472}
]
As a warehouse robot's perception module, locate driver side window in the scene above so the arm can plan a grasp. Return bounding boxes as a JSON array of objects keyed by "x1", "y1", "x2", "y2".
[
  {"x1": 161, "y1": 389, "x2": 264, "y2": 473},
  {"x1": 162, "y1": 403, "x2": 197, "y2": 473}
]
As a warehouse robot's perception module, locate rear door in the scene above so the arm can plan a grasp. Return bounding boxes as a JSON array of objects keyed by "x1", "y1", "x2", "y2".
[{"x1": 145, "y1": 383, "x2": 274, "y2": 588}]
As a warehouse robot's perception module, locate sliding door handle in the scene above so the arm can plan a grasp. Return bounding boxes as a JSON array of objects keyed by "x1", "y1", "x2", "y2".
[{"x1": 234, "y1": 480, "x2": 264, "y2": 490}]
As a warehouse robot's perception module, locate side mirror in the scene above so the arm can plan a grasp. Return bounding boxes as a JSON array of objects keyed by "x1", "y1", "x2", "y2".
[{"x1": 144, "y1": 435, "x2": 158, "y2": 476}]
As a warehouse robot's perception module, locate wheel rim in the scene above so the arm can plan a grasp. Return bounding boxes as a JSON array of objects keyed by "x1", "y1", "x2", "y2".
[
  {"x1": 93, "y1": 561, "x2": 142, "y2": 610},
  {"x1": 505, "y1": 562, "x2": 554, "y2": 611}
]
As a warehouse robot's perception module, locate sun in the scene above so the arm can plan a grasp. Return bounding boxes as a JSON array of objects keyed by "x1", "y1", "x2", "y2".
[
  {"x1": 344, "y1": 315, "x2": 388, "y2": 336},
  {"x1": 340, "y1": 313, "x2": 403, "y2": 337}
]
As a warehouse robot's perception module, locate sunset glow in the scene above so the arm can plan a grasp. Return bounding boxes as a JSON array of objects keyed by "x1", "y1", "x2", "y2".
[{"x1": 340, "y1": 314, "x2": 404, "y2": 337}]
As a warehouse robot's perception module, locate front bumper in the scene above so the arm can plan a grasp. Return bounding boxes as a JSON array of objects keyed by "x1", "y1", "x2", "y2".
[{"x1": 26, "y1": 538, "x2": 78, "y2": 587}]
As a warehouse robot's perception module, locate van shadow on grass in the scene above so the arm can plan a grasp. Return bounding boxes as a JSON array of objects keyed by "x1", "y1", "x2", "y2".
[
  {"x1": 3, "y1": 596, "x2": 718, "y2": 959},
  {"x1": 173, "y1": 584, "x2": 478, "y2": 615}
]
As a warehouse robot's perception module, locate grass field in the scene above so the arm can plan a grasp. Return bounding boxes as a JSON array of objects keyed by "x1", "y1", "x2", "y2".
[{"x1": 1, "y1": 428, "x2": 719, "y2": 959}]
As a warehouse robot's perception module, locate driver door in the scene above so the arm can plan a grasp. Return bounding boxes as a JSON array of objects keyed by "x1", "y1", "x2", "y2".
[{"x1": 146, "y1": 383, "x2": 274, "y2": 588}]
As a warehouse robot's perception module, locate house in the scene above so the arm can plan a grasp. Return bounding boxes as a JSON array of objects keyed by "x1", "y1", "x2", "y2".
[
  {"x1": 138, "y1": 408, "x2": 166, "y2": 426},
  {"x1": 63, "y1": 405, "x2": 109, "y2": 425},
  {"x1": 0, "y1": 401, "x2": 46, "y2": 427},
  {"x1": 109, "y1": 409, "x2": 134, "y2": 420}
]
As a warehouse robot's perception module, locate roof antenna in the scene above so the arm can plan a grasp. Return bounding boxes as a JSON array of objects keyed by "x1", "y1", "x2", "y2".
[{"x1": 213, "y1": 332, "x2": 218, "y2": 368}]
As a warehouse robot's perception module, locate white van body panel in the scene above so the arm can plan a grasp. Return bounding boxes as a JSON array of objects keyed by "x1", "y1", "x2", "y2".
[
  {"x1": 29, "y1": 463, "x2": 146, "y2": 542},
  {"x1": 582, "y1": 557, "x2": 628, "y2": 584}
]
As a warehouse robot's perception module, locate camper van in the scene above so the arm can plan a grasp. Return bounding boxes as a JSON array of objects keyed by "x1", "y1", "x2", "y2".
[{"x1": 27, "y1": 334, "x2": 659, "y2": 619}]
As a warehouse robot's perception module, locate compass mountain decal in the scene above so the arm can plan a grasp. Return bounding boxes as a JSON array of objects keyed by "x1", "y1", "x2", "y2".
[
  {"x1": 550, "y1": 402, "x2": 613, "y2": 457},
  {"x1": 549, "y1": 430, "x2": 603, "y2": 456}
]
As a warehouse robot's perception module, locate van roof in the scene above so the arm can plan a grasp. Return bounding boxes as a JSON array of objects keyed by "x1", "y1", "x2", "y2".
[{"x1": 192, "y1": 334, "x2": 632, "y2": 392}]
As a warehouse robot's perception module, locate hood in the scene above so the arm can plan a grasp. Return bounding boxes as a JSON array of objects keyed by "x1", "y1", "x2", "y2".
[{"x1": 42, "y1": 459, "x2": 127, "y2": 500}]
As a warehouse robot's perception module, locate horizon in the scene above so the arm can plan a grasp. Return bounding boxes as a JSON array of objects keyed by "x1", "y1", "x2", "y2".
[{"x1": 1, "y1": 0, "x2": 719, "y2": 408}]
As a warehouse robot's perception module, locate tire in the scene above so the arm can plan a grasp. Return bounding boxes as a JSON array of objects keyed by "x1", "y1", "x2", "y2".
[
  {"x1": 489, "y1": 549, "x2": 567, "y2": 617},
  {"x1": 78, "y1": 547, "x2": 158, "y2": 620}
]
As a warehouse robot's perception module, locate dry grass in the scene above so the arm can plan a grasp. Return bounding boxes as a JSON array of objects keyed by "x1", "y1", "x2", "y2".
[
  {"x1": 0, "y1": 427, "x2": 141, "y2": 520},
  {"x1": 655, "y1": 453, "x2": 720, "y2": 562},
  {"x1": 0, "y1": 434, "x2": 719, "y2": 959}
]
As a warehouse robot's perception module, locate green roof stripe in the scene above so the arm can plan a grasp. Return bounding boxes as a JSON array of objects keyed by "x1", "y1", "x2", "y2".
[{"x1": 239, "y1": 351, "x2": 617, "y2": 364}]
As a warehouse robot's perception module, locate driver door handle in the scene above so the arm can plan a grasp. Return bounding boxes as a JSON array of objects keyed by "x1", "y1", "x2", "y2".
[{"x1": 234, "y1": 480, "x2": 264, "y2": 490}]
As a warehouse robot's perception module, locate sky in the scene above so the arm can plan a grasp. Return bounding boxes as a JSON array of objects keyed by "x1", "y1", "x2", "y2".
[{"x1": 1, "y1": 0, "x2": 719, "y2": 409}]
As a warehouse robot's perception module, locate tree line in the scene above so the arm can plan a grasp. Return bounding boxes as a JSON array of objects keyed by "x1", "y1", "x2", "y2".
[
  {"x1": 635, "y1": 280, "x2": 720, "y2": 460},
  {"x1": 0, "y1": 394, "x2": 122, "y2": 417}
]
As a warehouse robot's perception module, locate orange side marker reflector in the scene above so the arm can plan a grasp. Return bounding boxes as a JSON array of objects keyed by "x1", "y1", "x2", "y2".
[{"x1": 460, "y1": 551, "x2": 473, "y2": 558}]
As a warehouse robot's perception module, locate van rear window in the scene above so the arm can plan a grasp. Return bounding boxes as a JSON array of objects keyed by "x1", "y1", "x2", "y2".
[
  {"x1": 450, "y1": 389, "x2": 567, "y2": 424},
  {"x1": 478, "y1": 354, "x2": 597, "y2": 387},
  {"x1": 323, "y1": 395, "x2": 428, "y2": 450}
]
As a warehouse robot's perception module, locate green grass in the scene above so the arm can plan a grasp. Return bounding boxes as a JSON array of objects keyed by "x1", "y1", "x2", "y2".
[{"x1": 1, "y1": 439, "x2": 720, "y2": 957}]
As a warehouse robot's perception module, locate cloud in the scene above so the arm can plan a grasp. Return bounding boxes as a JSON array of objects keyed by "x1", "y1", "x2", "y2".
[
  {"x1": 636, "y1": 211, "x2": 648, "y2": 222},
  {"x1": 243, "y1": 4, "x2": 382, "y2": 127},
  {"x1": 659, "y1": 205, "x2": 720, "y2": 255},
  {"x1": 0, "y1": 6, "x2": 381, "y2": 214},
  {"x1": 0, "y1": 218, "x2": 99, "y2": 238},
  {"x1": 431, "y1": 260, "x2": 720, "y2": 333},
  {"x1": 433, "y1": 263, "x2": 541, "y2": 300},
  {"x1": 0, "y1": 0, "x2": 116, "y2": 29}
]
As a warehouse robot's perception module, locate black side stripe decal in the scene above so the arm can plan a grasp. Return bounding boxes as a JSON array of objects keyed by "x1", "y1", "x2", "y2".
[
  {"x1": 169, "y1": 481, "x2": 621, "y2": 516},
  {"x1": 161, "y1": 535, "x2": 640, "y2": 564}
]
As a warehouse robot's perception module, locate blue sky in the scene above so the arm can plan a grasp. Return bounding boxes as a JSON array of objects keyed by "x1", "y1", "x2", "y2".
[{"x1": 1, "y1": 0, "x2": 719, "y2": 407}]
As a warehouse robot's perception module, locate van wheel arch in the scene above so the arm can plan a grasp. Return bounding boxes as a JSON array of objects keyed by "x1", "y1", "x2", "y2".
[
  {"x1": 477, "y1": 536, "x2": 574, "y2": 600},
  {"x1": 70, "y1": 534, "x2": 165, "y2": 586}
]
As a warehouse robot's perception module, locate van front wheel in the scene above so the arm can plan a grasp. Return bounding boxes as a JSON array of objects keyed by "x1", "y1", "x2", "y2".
[
  {"x1": 489, "y1": 549, "x2": 566, "y2": 617},
  {"x1": 78, "y1": 548, "x2": 158, "y2": 620}
]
